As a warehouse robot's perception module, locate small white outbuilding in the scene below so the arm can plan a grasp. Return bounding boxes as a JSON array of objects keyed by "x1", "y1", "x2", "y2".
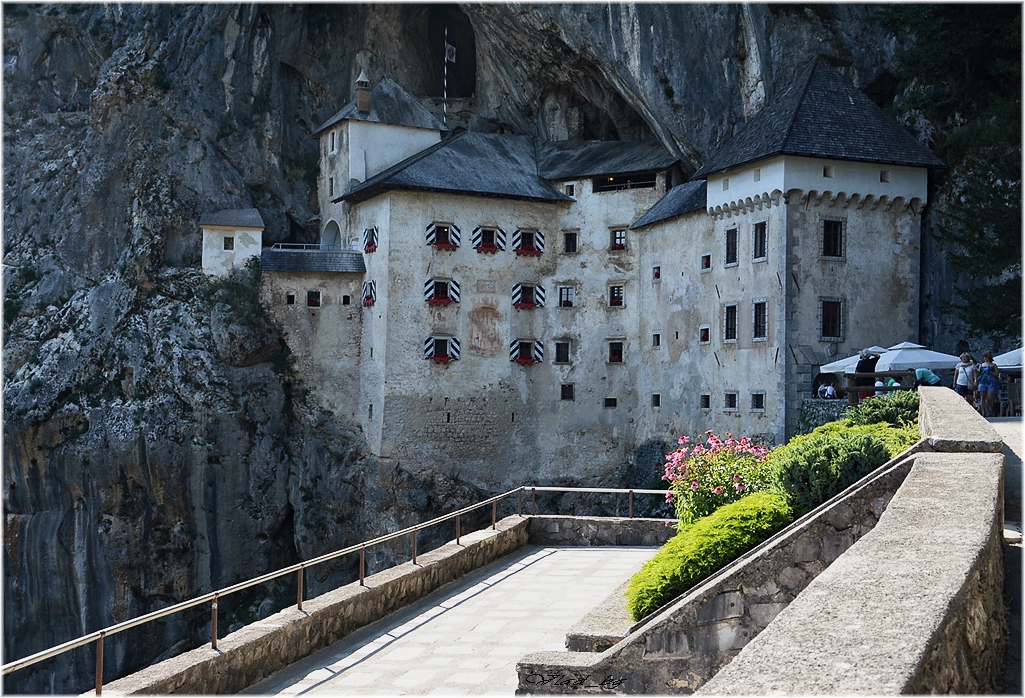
[{"x1": 200, "y1": 208, "x2": 265, "y2": 276}]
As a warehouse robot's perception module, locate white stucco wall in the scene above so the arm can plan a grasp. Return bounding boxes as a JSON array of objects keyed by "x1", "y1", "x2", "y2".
[{"x1": 201, "y1": 227, "x2": 262, "y2": 276}]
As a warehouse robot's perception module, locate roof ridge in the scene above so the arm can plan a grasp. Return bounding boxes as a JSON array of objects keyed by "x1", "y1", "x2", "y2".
[{"x1": 335, "y1": 131, "x2": 467, "y2": 203}]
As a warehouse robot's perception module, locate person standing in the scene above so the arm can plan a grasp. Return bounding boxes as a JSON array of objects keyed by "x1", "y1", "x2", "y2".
[
  {"x1": 855, "y1": 349, "x2": 881, "y2": 402},
  {"x1": 977, "y1": 352, "x2": 1001, "y2": 417},
  {"x1": 953, "y1": 353, "x2": 978, "y2": 403}
]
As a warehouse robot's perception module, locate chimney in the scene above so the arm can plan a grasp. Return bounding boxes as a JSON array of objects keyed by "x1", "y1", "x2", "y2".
[{"x1": 355, "y1": 69, "x2": 370, "y2": 114}]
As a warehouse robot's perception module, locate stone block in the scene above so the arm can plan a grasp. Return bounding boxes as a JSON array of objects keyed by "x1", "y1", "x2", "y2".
[
  {"x1": 777, "y1": 565, "x2": 809, "y2": 592},
  {"x1": 644, "y1": 630, "x2": 691, "y2": 657},
  {"x1": 749, "y1": 602, "x2": 788, "y2": 628},
  {"x1": 693, "y1": 620, "x2": 746, "y2": 653},
  {"x1": 791, "y1": 536, "x2": 820, "y2": 563},
  {"x1": 824, "y1": 501, "x2": 855, "y2": 530},
  {"x1": 696, "y1": 591, "x2": 744, "y2": 624}
]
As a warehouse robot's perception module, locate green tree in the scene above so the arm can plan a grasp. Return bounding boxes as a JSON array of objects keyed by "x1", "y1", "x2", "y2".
[{"x1": 877, "y1": 4, "x2": 1021, "y2": 343}]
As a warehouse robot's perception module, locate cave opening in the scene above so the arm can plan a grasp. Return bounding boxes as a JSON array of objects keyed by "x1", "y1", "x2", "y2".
[{"x1": 426, "y1": 5, "x2": 476, "y2": 98}]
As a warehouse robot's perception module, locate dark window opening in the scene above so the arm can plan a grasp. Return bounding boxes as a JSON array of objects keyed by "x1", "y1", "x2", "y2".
[
  {"x1": 223, "y1": 236, "x2": 235, "y2": 251},
  {"x1": 593, "y1": 172, "x2": 656, "y2": 192},
  {"x1": 609, "y1": 286, "x2": 624, "y2": 307},
  {"x1": 563, "y1": 232, "x2": 577, "y2": 253},
  {"x1": 753, "y1": 222, "x2": 767, "y2": 259},
  {"x1": 753, "y1": 301, "x2": 768, "y2": 339},
  {"x1": 561, "y1": 384, "x2": 574, "y2": 401},
  {"x1": 555, "y1": 342, "x2": 570, "y2": 363},
  {"x1": 610, "y1": 229, "x2": 627, "y2": 250},
  {"x1": 480, "y1": 228, "x2": 495, "y2": 246},
  {"x1": 725, "y1": 392, "x2": 738, "y2": 410},
  {"x1": 725, "y1": 228, "x2": 738, "y2": 265},
  {"x1": 701, "y1": 254, "x2": 712, "y2": 270},
  {"x1": 700, "y1": 394, "x2": 711, "y2": 409},
  {"x1": 700, "y1": 326, "x2": 710, "y2": 343},
  {"x1": 751, "y1": 393, "x2": 765, "y2": 410},
  {"x1": 822, "y1": 300, "x2": 844, "y2": 339},
  {"x1": 651, "y1": 394, "x2": 661, "y2": 407},
  {"x1": 823, "y1": 220, "x2": 843, "y2": 257},
  {"x1": 725, "y1": 305, "x2": 738, "y2": 341},
  {"x1": 558, "y1": 287, "x2": 574, "y2": 307},
  {"x1": 286, "y1": 293, "x2": 295, "y2": 305},
  {"x1": 435, "y1": 225, "x2": 451, "y2": 246},
  {"x1": 608, "y1": 341, "x2": 624, "y2": 363},
  {"x1": 342, "y1": 295, "x2": 350, "y2": 305},
  {"x1": 517, "y1": 342, "x2": 533, "y2": 361},
  {"x1": 307, "y1": 290, "x2": 321, "y2": 308},
  {"x1": 652, "y1": 333, "x2": 661, "y2": 347},
  {"x1": 604, "y1": 397, "x2": 618, "y2": 408}
]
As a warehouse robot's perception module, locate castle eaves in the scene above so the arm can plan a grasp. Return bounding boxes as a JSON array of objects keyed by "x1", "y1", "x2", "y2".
[
  {"x1": 631, "y1": 180, "x2": 707, "y2": 229},
  {"x1": 537, "y1": 139, "x2": 679, "y2": 180},
  {"x1": 199, "y1": 208, "x2": 265, "y2": 229},
  {"x1": 314, "y1": 77, "x2": 446, "y2": 135}
]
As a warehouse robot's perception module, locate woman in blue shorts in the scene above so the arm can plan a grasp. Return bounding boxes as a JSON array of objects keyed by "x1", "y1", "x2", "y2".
[{"x1": 976, "y1": 351, "x2": 1001, "y2": 417}]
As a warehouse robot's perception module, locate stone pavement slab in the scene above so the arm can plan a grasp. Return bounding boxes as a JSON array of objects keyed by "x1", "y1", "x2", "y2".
[{"x1": 243, "y1": 545, "x2": 657, "y2": 695}]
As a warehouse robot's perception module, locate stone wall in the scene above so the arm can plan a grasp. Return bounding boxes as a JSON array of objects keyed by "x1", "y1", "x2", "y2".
[{"x1": 527, "y1": 516, "x2": 677, "y2": 547}]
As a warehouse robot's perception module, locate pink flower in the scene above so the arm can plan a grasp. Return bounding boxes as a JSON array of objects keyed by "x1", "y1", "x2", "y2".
[
  {"x1": 690, "y1": 480, "x2": 699, "y2": 491},
  {"x1": 714, "y1": 487, "x2": 724, "y2": 495}
]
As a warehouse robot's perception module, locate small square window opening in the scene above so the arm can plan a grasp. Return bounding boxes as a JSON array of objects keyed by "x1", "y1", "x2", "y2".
[
  {"x1": 609, "y1": 286, "x2": 624, "y2": 307},
  {"x1": 700, "y1": 394, "x2": 711, "y2": 409},
  {"x1": 652, "y1": 265, "x2": 661, "y2": 281},
  {"x1": 880, "y1": 170, "x2": 891, "y2": 183},
  {"x1": 608, "y1": 341, "x2": 624, "y2": 363},
  {"x1": 652, "y1": 333, "x2": 661, "y2": 347},
  {"x1": 561, "y1": 384, "x2": 575, "y2": 401},
  {"x1": 565, "y1": 184, "x2": 575, "y2": 196},
  {"x1": 563, "y1": 232, "x2": 577, "y2": 253},
  {"x1": 558, "y1": 286, "x2": 575, "y2": 307},
  {"x1": 751, "y1": 393, "x2": 766, "y2": 410},
  {"x1": 651, "y1": 394, "x2": 661, "y2": 408},
  {"x1": 223, "y1": 236, "x2": 235, "y2": 251},
  {"x1": 604, "y1": 397, "x2": 618, "y2": 408},
  {"x1": 699, "y1": 326, "x2": 710, "y2": 344},
  {"x1": 342, "y1": 295, "x2": 351, "y2": 305},
  {"x1": 725, "y1": 392, "x2": 738, "y2": 410},
  {"x1": 555, "y1": 341, "x2": 571, "y2": 363},
  {"x1": 307, "y1": 290, "x2": 322, "y2": 308},
  {"x1": 700, "y1": 253, "x2": 712, "y2": 271},
  {"x1": 286, "y1": 293, "x2": 295, "y2": 305},
  {"x1": 610, "y1": 229, "x2": 627, "y2": 250}
]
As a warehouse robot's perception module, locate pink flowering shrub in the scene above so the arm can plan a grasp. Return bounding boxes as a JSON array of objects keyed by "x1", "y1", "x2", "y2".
[{"x1": 664, "y1": 431, "x2": 773, "y2": 523}]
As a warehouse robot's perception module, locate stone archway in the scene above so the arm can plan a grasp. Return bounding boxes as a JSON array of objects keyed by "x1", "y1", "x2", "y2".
[{"x1": 321, "y1": 220, "x2": 342, "y2": 250}]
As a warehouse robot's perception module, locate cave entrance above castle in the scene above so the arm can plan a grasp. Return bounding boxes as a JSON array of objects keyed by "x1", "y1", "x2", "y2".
[{"x1": 426, "y1": 5, "x2": 475, "y2": 98}]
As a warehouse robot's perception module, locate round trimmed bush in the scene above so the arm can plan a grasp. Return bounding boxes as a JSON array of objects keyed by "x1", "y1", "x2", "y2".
[
  {"x1": 845, "y1": 389, "x2": 919, "y2": 427},
  {"x1": 625, "y1": 492, "x2": 792, "y2": 620}
]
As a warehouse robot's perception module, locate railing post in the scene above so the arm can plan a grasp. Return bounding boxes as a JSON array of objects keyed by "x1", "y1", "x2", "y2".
[
  {"x1": 211, "y1": 594, "x2": 219, "y2": 651},
  {"x1": 629, "y1": 490, "x2": 634, "y2": 518},
  {"x1": 492, "y1": 500, "x2": 497, "y2": 529},
  {"x1": 360, "y1": 545, "x2": 365, "y2": 586},
  {"x1": 297, "y1": 564, "x2": 305, "y2": 612},
  {"x1": 531, "y1": 487, "x2": 536, "y2": 516},
  {"x1": 456, "y1": 514, "x2": 461, "y2": 545},
  {"x1": 518, "y1": 488, "x2": 523, "y2": 516},
  {"x1": 95, "y1": 631, "x2": 105, "y2": 696},
  {"x1": 412, "y1": 527, "x2": 418, "y2": 565}
]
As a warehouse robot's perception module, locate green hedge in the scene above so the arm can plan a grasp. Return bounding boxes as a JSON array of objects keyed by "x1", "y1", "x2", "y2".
[
  {"x1": 845, "y1": 389, "x2": 920, "y2": 427},
  {"x1": 810, "y1": 420, "x2": 919, "y2": 458},
  {"x1": 625, "y1": 492, "x2": 792, "y2": 620},
  {"x1": 769, "y1": 430, "x2": 889, "y2": 515}
]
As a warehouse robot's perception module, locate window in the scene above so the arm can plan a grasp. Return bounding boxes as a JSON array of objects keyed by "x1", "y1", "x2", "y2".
[
  {"x1": 700, "y1": 394, "x2": 711, "y2": 409},
  {"x1": 363, "y1": 226, "x2": 379, "y2": 253},
  {"x1": 753, "y1": 168, "x2": 761, "y2": 182},
  {"x1": 286, "y1": 293, "x2": 295, "y2": 305},
  {"x1": 753, "y1": 300, "x2": 768, "y2": 340},
  {"x1": 880, "y1": 170, "x2": 891, "y2": 183},
  {"x1": 700, "y1": 253, "x2": 712, "y2": 271},
  {"x1": 725, "y1": 228, "x2": 738, "y2": 265},
  {"x1": 722, "y1": 177, "x2": 730, "y2": 191},
  {"x1": 608, "y1": 341, "x2": 624, "y2": 363},
  {"x1": 651, "y1": 394, "x2": 661, "y2": 408},
  {"x1": 821, "y1": 299, "x2": 844, "y2": 340},
  {"x1": 608, "y1": 285, "x2": 624, "y2": 307},
  {"x1": 329, "y1": 177, "x2": 334, "y2": 197},
  {"x1": 513, "y1": 283, "x2": 545, "y2": 309},
  {"x1": 610, "y1": 229, "x2": 627, "y2": 250},
  {"x1": 330, "y1": 130, "x2": 336, "y2": 152},
  {"x1": 823, "y1": 165, "x2": 834, "y2": 178},
  {"x1": 558, "y1": 286, "x2": 575, "y2": 307},
  {"x1": 424, "y1": 336, "x2": 460, "y2": 363},
  {"x1": 425, "y1": 278, "x2": 461, "y2": 306},
  {"x1": 563, "y1": 232, "x2": 577, "y2": 253},
  {"x1": 362, "y1": 280, "x2": 377, "y2": 307},
  {"x1": 652, "y1": 265, "x2": 661, "y2": 281},
  {"x1": 565, "y1": 184, "x2": 575, "y2": 197},
  {"x1": 699, "y1": 326, "x2": 710, "y2": 344},
  {"x1": 823, "y1": 219, "x2": 843, "y2": 257},
  {"x1": 223, "y1": 236, "x2": 234, "y2": 251},
  {"x1": 306, "y1": 290, "x2": 321, "y2": 308},
  {"x1": 725, "y1": 392, "x2": 738, "y2": 411},
  {"x1": 753, "y1": 222, "x2": 767, "y2": 260},
  {"x1": 561, "y1": 384, "x2": 575, "y2": 401},
  {"x1": 724, "y1": 304, "x2": 738, "y2": 342},
  {"x1": 554, "y1": 341, "x2": 571, "y2": 363},
  {"x1": 751, "y1": 392, "x2": 766, "y2": 411},
  {"x1": 472, "y1": 226, "x2": 505, "y2": 253},
  {"x1": 342, "y1": 295, "x2": 350, "y2": 305},
  {"x1": 426, "y1": 222, "x2": 460, "y2": 250},
  {"x1": 510, "y1": 339, "x2": 543, "y2": 365},
  {"x1": 652, "y1": 333, "x2": 661, "y2": 347},
  {"x1": 513, "y1": 229, "x2": 544, "y2": 256},
  {"x1": 604, "y1": 397, "x2": 618, "y2": 408}
]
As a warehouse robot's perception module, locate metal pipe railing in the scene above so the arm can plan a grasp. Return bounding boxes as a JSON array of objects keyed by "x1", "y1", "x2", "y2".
[{"x1": 3, "y1": 485, "x2": 670, "y2": 691}]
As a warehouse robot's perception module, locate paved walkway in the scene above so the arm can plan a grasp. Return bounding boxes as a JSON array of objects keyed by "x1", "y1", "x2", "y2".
[
  {"x1": 244, "y1": 546, "x2": 657, "y2": 695},
  {"x1": 990, "y1": 417, "x2": 1022, "y2": 695}
]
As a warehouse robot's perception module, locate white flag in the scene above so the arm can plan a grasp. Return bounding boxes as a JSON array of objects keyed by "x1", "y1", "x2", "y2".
[{"x1": 445, "y1": 42, "x2": 456, "y2": 63}]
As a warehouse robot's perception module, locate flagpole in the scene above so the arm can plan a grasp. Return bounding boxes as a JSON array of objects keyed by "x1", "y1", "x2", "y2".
[{"x1": 443, "y1": 26, "x2": 448, "y2": 128}]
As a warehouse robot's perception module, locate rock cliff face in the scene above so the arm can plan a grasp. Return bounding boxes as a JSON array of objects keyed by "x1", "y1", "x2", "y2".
[{"x1": 3, "y1": 4, "x2": 904, "y2": 692}]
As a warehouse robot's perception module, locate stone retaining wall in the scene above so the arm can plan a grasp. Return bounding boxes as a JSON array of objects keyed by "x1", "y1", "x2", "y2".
[
  {"x1": 517, "y1": 387, "x2": 1007, "y2": 694},
  {"x1": 527, "y1": 516, "x2": 677, "y2": 547},
  {"x1": 97, "y1": 516, "x2": 530, "y2": 695}
]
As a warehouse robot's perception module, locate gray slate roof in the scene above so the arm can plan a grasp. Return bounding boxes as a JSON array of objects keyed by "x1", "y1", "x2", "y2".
[
  {"x1": 631, "y1": 180, "x2": 708, "y2": 229},
  {"x1": 340, "y1": 132, "x2": 574, "y2": 204},
  {"x1": 694, "y1": 57, "x2": 944, "y2": 177},
  {"x1": 261, "y1": 249, "x2": 366, "y2": 274},
  {"x1": 538, "y1": 139, "x2": 678, "y2": 180},
  {"x1": 314, "y1": 77, "x2": 446, "y2": 135},
  {"x1": 199, "y1": 208, "x2": 264, "y2": 229}
]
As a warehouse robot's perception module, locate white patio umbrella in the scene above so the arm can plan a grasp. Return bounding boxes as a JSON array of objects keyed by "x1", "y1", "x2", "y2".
[
  {"x1": 819, "y1": 346, "x2": 889, "y2": 373},
  {"x1": 993, "y1": 347, "x2": 1022, "y2": 371},
  {"x1": 872, "y1": 342, "x2": 962, "y2": 372}
]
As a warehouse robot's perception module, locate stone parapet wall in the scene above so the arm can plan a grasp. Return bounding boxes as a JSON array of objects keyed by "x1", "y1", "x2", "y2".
[
  {"x1": 527, "y1": 516, "x2": 677, "y2": 547},
  {"x1": 97, "y1": 516, "x2": 530, "y2": 695}
]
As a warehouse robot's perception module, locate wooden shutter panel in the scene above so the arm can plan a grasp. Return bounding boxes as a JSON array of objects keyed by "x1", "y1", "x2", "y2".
[
  {"x1": 535, "y1": 230, "x2": 545, "y2": 252},
  {"x1": 425, "y1": 223, "x2": 437, "y2": 245},
  {"x1": 448, "y1": 337, "x2": 460, "y2": 360},
  {"x1": 450, "y1": 224, "x2": 461, "y2": 246},
  {"x1": 533, "y1": 340, "x2": 544, "y2": 363},
  {"x1": 496, "y1": 228, "x2": 507, "y2": 250},
  {"x1": 511, "y1": 229, "x2": 522, "y2": 250},
  {"x1": 449, "y1": 279, "x2": 460, "y2": 302},
  {"x1": 424, "y1": 336, "x2": 435, "y2": 359},
  {"x1": 471, "y1": 227, "x2": 482, "y2": 248},
  {"x1": 535, "y1": 284, "x2": 546, "y2": 307},
  {"x1": 424, "y1": 278, "x2": 435, "y2": 301}
]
